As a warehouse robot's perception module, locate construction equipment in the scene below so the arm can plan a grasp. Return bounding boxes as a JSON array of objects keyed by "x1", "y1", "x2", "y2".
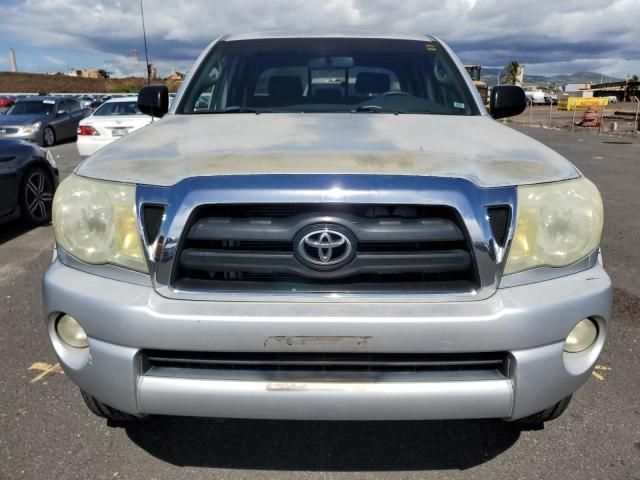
[
  {"x1": 464, "y1": 64, "x2": 488, "y2": 104},
  {"x1": 577, "y1": 106, "x2": 600, "y2": 127},
  {"x1": 558, "y1": 96, "x2": 609, "y2": 111}
]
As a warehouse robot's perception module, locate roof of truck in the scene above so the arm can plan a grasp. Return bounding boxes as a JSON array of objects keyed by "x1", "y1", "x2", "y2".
[{"x1": 224, "y1": 31, "x2": 437, "y2": 42}]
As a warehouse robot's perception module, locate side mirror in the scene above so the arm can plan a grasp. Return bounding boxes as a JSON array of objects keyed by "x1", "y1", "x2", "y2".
[
  {"x1": 138, "y1": 85, "x2": 169, "y2": 118},
  {"x1": 490, "y1": 86, "x2": 526, "y2": 119}
]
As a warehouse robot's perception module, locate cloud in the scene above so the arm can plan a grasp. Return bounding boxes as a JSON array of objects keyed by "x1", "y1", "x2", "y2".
[
  {"x1": 1, "y1": 0, "x2": 638, "y2": 77},
  {"x1": 44, "y1": 55, "x2": 65, "y2": 67}
]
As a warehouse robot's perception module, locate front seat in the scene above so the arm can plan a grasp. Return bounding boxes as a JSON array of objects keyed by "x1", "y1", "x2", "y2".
[
  {"x1": 268, "y1": 75, "x2": 303, "y2": 105},
  {"x1": 355, "y1": 72, "x2": 390, "y2": 96}
]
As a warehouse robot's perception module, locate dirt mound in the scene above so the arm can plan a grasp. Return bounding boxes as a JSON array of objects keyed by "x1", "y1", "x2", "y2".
[{"x1": 0, "y1": 72, "x2": 179, "y2": 94}]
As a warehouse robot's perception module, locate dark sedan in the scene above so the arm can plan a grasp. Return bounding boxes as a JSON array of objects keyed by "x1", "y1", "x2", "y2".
[
  {"x1": 0, "y1": 139, "x2": 59, "y2": 225},
  {"x1": 0, "y1": 96, "x2": 90, "y2": 147}
]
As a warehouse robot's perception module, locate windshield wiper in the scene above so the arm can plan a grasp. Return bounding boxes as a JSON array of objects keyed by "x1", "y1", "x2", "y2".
[
  {"x1": 353, "y1": 105, "x2": 433, "y2": 115},
  {"x1": 222, "y1": 106, "x2": 271, "y2": 114},
  {"x1": 353, "y1": 105, "x2": 404, "y2": 114}
]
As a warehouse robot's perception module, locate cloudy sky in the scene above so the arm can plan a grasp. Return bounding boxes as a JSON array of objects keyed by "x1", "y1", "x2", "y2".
[{"x1": 1, "y1": 0, "x2": 638, "y2": 79}]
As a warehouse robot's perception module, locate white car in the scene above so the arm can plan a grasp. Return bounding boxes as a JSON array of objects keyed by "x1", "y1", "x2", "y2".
[
  {"x1": 76, "y1": 97, "x2": 154, "y2": 156},
  {"x1": 524, "y1": 88, "x2": 546, "y2": 105}
]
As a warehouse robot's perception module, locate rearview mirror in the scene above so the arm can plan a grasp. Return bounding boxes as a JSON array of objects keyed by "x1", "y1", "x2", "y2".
[
  {"x1": 308, "y1": 56, "x2": 354, "y2": 69},
  {"x1": 490, "y1": 86, "x2": 526, "y2": 119},
  {"x1": 138, "y1": 85, "x2": 169, "y2": 118}
]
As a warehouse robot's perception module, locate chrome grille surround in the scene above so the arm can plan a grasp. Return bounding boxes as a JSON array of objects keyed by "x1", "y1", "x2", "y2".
[{"x1": 136, "y1": 174, "x2": 516, "y2": 302}]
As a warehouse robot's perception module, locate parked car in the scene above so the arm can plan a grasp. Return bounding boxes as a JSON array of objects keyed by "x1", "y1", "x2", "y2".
[
  {"x1": 524, "y1": 88, "x2": 546, "y2": 105},
  {"x1": 0, "y1": 139, "x2": 59, "y2": 225},
  {"x1": 0, "y1": 96, "x2": 90, "y2": 146},
  {"x1": 79, "y1": 96, "x2": 96, "y2": 109},
  {"x1": 76, "y1": 97, "x2": 154, "y2": 156},
  {"x1": 89, "y1": 99, "x2": 104, "y2": 111},
  {"x1": 0, "y1": 95, "x2": 16, "y2": 112},
  {"x1": 46, "y1": 33, "x2": 610, "y2": 426}
]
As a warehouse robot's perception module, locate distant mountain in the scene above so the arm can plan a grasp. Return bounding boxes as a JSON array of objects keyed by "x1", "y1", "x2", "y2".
[{"x1": 479, "y1": 69, "x2": 622, "y2": 88}]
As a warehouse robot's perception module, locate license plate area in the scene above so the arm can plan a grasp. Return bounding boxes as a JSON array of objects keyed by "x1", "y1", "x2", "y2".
[{"x1": 111, "y1": 127, "x2": 130, "y2": 137}]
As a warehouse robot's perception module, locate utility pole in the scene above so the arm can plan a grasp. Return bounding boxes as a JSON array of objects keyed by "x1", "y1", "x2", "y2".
[{"x1": 140, "y1": 0, "x2": 151, "y2": 85}]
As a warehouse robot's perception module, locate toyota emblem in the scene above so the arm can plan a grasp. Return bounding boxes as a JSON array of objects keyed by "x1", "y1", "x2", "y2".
[{"x1": 294, "y1": 225, "x2": 356, "y2": 270}]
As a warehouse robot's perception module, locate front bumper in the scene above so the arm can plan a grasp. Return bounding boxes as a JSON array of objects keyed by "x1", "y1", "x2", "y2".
[
  {"x1": 43, "y1": 260, "x2": 611, "y2": 421},
  {"x1": 0, "y1": 130, "x2": 39, "y2": 143}
]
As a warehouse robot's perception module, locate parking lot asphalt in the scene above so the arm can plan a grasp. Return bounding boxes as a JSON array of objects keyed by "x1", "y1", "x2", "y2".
[{"x1": 1, "y1": 129, "x2": 639, "y2": 480}]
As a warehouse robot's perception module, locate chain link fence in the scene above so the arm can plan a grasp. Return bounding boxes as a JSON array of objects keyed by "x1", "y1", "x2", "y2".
[{"x1": 504, "y1": 98, "x2": 640, "y2": 137}]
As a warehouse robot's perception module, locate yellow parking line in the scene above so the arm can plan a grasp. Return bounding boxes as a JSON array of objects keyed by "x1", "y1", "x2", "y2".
[{"x1": 29, "y1": 362, "x2": 63, "y2": 383}]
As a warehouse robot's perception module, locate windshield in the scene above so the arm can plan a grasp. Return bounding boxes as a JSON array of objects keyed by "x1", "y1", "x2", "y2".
[
  {"x1": 93, "y1": 101, "x2": 143, "y2": 116},
  {"x1": 179, "y1": 38, "x2": 477, "y2": 115},
  {"x1": 6, "y1": 100, "x2": 55, "y2": 115}
]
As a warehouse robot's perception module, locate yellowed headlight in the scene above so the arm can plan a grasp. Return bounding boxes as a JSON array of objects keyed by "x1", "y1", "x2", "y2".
[
  {"x1": 504, "y1": 177, "x2": 603, "y2": 275},
  {"x1": 564, "y1": 318, "x2": 598, "y2": 353},
  {"x1": 52, "y1": 175, "x2": 148, "y2": 273}
]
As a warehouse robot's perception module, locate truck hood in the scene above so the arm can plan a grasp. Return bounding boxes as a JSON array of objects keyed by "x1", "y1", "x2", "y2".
[{"x1": 76, "y1": 113, "x2": 579, "y2": 188}]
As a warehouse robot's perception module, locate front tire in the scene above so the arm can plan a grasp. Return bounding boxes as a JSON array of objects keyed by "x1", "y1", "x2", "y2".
[
  {"x1": 42, "y1": 126, "x2": 56, "y2": 147},
  {"x1": 514, "y1": 395, "x2": 572, "y2": 425},
  {"x1": 80, "y1": 390, "x2": 143, "y2": 421},
  {"x1": 19, "y1": 167, "x2": 54, "y2": 225}
]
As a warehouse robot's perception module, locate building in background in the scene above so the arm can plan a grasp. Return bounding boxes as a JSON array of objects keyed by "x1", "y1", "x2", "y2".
[
  {"x1": 515, "y1": 66, "x2": 524, "y2": 87},
  {"x1": 67, "y1": 68, "x2": 109, "y2": 79},
  {"x1": 564, "y1": 83, "x2": 591, "y2": 92},
  {"x1": 148, "y1": 63, "x2": 158, "y2": 80},
  {"x1": 168, "y1": 71, "x2": 185, "y2": 82}
]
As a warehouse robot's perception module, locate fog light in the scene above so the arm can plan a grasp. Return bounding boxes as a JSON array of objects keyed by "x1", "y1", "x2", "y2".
[
  {"x1": 564, "y1": 318, "x2": 598, "y2": 353},
  {"x1": 56, "y1": 314, "x2": 88, "y2": 348}
]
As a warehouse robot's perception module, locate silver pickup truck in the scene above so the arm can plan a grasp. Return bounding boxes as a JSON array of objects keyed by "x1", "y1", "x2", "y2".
[{"x1": 44, "y1": 33, "x2": 611, "y2": 425}]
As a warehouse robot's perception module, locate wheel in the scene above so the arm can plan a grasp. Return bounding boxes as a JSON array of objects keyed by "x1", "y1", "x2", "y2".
[
  {"x1": 42, "y1": 126, "x2": 56, "y2": 147},
  {"x1": 80, "y1": 390, "x2": 143, "y2": 421},
  {"x1": 19, "y1": 167, "x2": 54, "y2": 225},
  {"x1": 514, "y1": 395, "x2": 572, "y2": 425}
]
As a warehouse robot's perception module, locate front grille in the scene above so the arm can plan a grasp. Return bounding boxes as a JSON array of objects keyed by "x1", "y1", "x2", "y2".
[
  {"x1": 173, "y1": 204, "x2": 479, "y2": 293},
  {"x1": 142, "y1": 350, "x2": 509, "y2": 382}
]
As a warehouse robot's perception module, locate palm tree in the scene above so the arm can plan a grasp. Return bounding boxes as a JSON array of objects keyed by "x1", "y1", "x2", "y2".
[{"x1": 503, "y1": 61, "x2": 523, "y2": 85}]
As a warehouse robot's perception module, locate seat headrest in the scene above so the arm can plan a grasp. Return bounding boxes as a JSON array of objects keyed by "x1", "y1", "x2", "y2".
[
  {"x1": 355, "y1": 73, "x2": 390, "y2": 95},
  {"x1": 268, "y1": 75, "x2": 303, "y2": 99}
]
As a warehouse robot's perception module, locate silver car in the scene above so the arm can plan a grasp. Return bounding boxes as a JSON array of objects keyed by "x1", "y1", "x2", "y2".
[
  {"x1": 0, "y1": 96, "x2": 89, "y2": 146},
  {"x1": 44, "y1": 33, "x2": 611, "y2": 425}
]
